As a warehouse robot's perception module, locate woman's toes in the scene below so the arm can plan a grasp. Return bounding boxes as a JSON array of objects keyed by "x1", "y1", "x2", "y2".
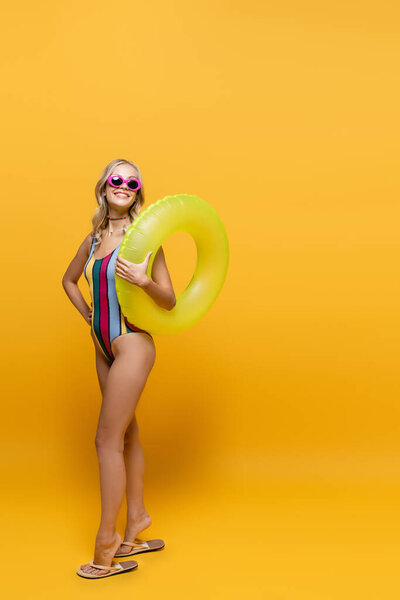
[
  {"x1": 119, "y1": 543, "x2": 130, "y2": 552},
  {"x1": 80, "y1": 562, "x2": 107, "y2": 575}
]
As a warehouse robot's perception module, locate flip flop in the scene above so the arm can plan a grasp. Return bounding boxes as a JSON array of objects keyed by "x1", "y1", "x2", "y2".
[
  {"x1": 114, "y1": 537, "x2": 165, "y2": 557},
  {"x1": 76, "y1": 559, "x2": 138, "y2": 579}
]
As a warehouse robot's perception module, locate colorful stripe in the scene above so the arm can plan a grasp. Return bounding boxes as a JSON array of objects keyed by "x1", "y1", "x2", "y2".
[{"x1": 84, "y1": 236, "x2": 152, "y2": 363}]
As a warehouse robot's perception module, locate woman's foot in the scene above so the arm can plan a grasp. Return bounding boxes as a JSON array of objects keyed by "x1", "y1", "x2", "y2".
[
  {"x1": 79, "y1": 531, "x2": 122, "y2": 576},
  {"x1": 117, "y1": 512, "x2": 152, "y2": 555}
]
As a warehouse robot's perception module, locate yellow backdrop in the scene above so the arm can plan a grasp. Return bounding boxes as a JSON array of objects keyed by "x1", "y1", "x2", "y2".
[{"x1": 1, "y1": 1, "x2": 399, "y2": 598}]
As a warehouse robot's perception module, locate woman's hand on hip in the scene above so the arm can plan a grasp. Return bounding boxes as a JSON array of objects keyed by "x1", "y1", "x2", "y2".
[
  {"x1": 115, "y1": 252, "x2": 153, "y2": 287},
  {"x1": 85, "y1": 303, "x2": 92, "y2": 326}
]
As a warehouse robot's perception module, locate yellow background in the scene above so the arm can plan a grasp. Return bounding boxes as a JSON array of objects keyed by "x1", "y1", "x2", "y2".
[{"x1": 1, "y1": 1, "x2": 400, "y2": 598}]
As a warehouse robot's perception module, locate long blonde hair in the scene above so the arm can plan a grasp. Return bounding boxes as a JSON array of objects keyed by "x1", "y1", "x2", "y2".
[{"x1": 91, "y1": 158, "x2": 146, "y2": 245}]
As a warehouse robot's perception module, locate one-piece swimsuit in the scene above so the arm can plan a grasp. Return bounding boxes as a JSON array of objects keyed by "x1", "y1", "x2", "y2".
[{"x1": 84, "y1": 235, "x2": 152, "y2": 363}]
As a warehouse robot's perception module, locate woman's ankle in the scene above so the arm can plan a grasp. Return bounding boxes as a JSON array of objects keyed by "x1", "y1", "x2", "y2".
[
  {"x1": 124, "y1": 511, "x2": 152, "y2": 538},
  {"x1": 127, "y1": 509, "x2": 150, "y2": 523},
  {"x1": 96, "y1": 529, "x2": 120, "y2": 546}
]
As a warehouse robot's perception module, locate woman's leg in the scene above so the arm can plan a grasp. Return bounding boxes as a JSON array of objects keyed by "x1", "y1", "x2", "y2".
[
  {"x1": 117, "y1": 415, "x2": 152, "y2": 553},
  {"x1": 91, "y1": 330, "x2": 152, "y2": 550},
  {"x1": 79, "y1": 332, "x2": 156, "y2": 575}
]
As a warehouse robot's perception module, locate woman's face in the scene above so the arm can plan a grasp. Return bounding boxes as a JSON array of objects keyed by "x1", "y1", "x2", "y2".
[{"x1": 104, "y1": 164, "x2": 140, "y2": 211}]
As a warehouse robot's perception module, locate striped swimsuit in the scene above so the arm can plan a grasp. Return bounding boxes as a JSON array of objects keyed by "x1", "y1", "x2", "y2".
[{"x1": 84, "y1": 235, "x2": 152, "y2": 363}]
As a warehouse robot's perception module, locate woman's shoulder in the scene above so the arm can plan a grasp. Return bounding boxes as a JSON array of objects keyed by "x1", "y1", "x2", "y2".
[
  {"x1": 87, "y1": 231, "x2": 99, "y2": 242},
  {"x1": 81, "y1": 231, "x2": 97, "y2": 255}
]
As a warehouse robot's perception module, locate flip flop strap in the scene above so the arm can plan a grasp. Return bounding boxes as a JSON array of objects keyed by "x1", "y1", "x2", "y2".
[
  {"x1": 89, "y1": 559, "x2": 123, "y2": 572},
  {"x1": 121, "y1": 539, "x2": 149, "y2": 549}
]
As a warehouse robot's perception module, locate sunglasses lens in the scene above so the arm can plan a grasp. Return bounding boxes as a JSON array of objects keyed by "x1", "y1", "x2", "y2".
[
  {"x1": 127, "y1": 179, "x2": 140, "y2": 190},
  {"x1": 110, "y1": 176, "x2": 123, "y2": 187}
]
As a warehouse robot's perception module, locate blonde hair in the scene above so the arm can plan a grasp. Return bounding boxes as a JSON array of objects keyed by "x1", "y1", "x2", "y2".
[{"x1": 91, "y1": 158, "x2": 146, "y2": 245}]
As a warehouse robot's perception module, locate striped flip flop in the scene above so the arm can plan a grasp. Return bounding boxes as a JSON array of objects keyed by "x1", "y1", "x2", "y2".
[
  {"x1": 76, "y1": 559, "x2": 138, "y2": 579},
  {"x1": 114, "y1": 538, "x2": 165, "y2": 557}
]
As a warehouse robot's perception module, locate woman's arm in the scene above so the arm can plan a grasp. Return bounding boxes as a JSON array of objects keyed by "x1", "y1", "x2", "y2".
[
  {"x1": 61, "y1": 233, "x2": 93, "y2": 325},
  {"x1": 115, "y1": 245, "x2": 177, "y2": 310},
  {"x1": 140, "y1": 246, "x2": 176, "y2": 310}
]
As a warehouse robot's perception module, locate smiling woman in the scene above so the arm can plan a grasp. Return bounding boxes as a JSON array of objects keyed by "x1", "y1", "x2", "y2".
[{"x1": 61, "y1": 158, "x2": 174, "y2": 579}]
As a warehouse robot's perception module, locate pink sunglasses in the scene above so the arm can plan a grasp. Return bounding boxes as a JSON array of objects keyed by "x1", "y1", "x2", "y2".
[{"x1": 107, "y1": 174, "x2": 141, "y2": 191}]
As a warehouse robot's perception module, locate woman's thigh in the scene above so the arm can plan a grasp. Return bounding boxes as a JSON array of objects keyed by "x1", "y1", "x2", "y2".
[
  {"x1": 111, "y1": 331, "x2": 156, "y2": 368},
  {"x1": 95, "y1": 333, "x2": 156, "y2": 446}
]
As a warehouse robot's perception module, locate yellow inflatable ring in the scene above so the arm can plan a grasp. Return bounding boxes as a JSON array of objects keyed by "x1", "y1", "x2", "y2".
[{"x1": 115, "y1": 193, "x2": 229, "y2": 335}]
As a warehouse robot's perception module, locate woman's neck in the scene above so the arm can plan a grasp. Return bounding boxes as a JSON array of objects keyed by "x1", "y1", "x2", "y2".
[{"x1": 106, "y1": 213, "x2": 132, "y2": 236}]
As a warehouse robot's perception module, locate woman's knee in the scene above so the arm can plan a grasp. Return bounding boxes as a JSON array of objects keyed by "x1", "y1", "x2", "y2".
[
  {"x1": 95, "y1": 425, "x2": 125, "y2": 453},
  {"x1": 124, "y1": 415, "x2": 140, "y2": 446}
]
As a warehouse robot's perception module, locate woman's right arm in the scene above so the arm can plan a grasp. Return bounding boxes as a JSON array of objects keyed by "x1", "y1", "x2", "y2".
[{"x1": 61, "y1": 233, "x2": 93, "y2": 325}]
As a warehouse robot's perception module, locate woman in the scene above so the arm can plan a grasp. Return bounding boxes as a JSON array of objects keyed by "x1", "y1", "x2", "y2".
[{"x1": 62, "y1": 158, "x2": 176, "y2": 579}]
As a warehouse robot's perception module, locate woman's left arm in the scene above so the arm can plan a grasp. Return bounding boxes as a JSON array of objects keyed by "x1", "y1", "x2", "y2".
[{"x1": 115, "y1": 246, "x2": 176, "y2": 310}]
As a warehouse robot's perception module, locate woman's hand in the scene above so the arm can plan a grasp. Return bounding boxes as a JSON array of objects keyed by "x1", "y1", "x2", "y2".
[
  {"x1": 115, "y1": 251, "x2": 153, "y2": 287},
  {"x1": 85, "y1": 302, "x2": 93, "y2": 326}
]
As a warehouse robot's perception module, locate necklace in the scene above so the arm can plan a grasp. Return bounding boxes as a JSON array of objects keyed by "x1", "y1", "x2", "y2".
[{"x1": 107, "y1": 215, "x2": 130, "y2": 236}]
